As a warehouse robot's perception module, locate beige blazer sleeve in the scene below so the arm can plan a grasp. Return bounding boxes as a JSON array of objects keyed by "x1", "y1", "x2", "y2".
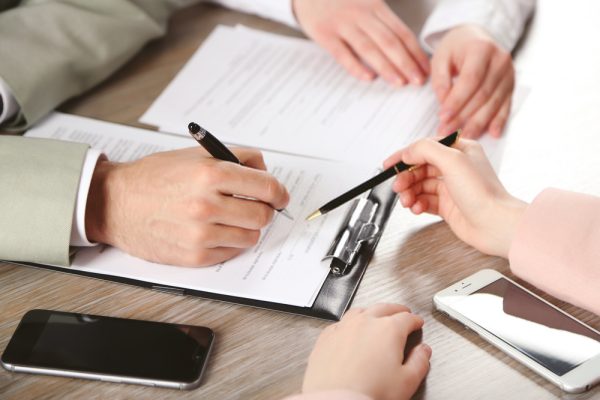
[
  {"x1": 0, "y1": 136, "x2": 89, "y2": 266},
  {"x1": 0, "y1": 0, "x2": 185, "y2": 130}
]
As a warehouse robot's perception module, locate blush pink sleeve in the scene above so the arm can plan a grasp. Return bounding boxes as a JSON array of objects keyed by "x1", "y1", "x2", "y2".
[
  {"x1": 283, "y1": 390, "x2": 372, "y2": 400},
  {"x1": 508, "y1": 188, "x2": 600, "y2": 315}
]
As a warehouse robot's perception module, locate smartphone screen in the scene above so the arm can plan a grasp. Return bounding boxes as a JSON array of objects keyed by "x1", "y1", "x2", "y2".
[
  {"x1": 451, "y1": 278, "x2": 600, "y2": 376},
  {"x1": 1, "y1": 310, "x2": 214, "y2": 387}
]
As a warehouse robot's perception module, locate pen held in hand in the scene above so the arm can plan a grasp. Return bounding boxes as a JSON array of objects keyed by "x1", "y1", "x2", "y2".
[
  {"x1": 187, "y1": 122, "x2": 294, "y2": 221},
  {"x1": 306, "y1": 131, "x2": 460, "y2": 221}
]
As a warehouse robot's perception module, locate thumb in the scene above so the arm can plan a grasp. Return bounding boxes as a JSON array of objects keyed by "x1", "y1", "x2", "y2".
[{"x1": 401, "y1": 343, "x2": 432, "y2": 395}]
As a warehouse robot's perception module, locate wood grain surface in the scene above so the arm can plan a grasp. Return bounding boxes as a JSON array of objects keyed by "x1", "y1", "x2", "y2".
[{"x1": 1, "y1": 1, "x2": 599, "y2": 399}]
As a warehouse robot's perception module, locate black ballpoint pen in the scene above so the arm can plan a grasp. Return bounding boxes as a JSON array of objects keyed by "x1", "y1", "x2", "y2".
[
  {"x1": 305, "y1": 131, "x2": 460, "y2": 221},
  {"x1": 187, "y1": 122, "x2": 294, "y2": 220}
]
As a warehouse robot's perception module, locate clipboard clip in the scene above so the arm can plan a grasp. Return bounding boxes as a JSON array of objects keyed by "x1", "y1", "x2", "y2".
[{"x1": 322, "y1": 197, "x2": 380, "y2": 276}]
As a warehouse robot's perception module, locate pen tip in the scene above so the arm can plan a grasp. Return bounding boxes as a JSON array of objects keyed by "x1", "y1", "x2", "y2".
[
  {"x1": 188, "y1": 122, "x2": 200, "y2": 134},
  {"x1": 278, "y1": 208, "x2": 295, "y2": 221},
  {"x1": 305, "y1": 210, "x2": 322, "y2": 221}
]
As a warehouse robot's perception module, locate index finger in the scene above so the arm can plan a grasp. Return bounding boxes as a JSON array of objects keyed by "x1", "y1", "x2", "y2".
[
  {"x1": 216, "y1": 163, "x2": 290, "y2": 210},
  {"x1": 374, "y1": 4, "x2": 430, "y2": 74},
  {"x1": 398, "y1": 137, "x2": 471, "y2": 172},
  {"x1": 440, "y1": 50, "x2": 491, "y2": 121},
  {"x1": 232, "y1": 147, "x2": 267, "y2": 171}
]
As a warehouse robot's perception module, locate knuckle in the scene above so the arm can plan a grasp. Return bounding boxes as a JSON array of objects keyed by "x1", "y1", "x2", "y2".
[
  {"x1": 472, "y1": 40, "x2": 493, "y2": 54},
  {"x1": 354, "y1": 37, "x2": 375, "y2": 54},
  {"x1": 493, "y1": 95, "x2": 504, "y2": 109},
  {"x1": 186, "y1": 250, "x2": 210, "y2": 267},
  {"x1": 497, "y1": 49, "x2": 512, "y2": 65},
  {"x1": 334, "y1": 51, "x2": 356, "y2": 69},
  {"x1": 463, "y1": 68, "x2": 483, "y2": 83},
  {"x1": 465, "y1": 140, "x2": 484, "y2": 154},
  {"x1": 478, "y1": 85, "x2": 492, "y2": 101},
  {"x1": 446, "y1": 96, "x2": 462, "y2": 111},
  {"x1": 314, "y1": 22, "x2": 332, "y2": 36},
  {"x1": 380, "y1": 33, "x2": 399, "y2": 50},
  {"x1": 346, "y1": 7, "x2": 365, "y2": 20},
  {"x1": 190, "y1": 198, "x2": 217, "y2": 220},
  {"x1": 397, "y1": 26, "x2": 412, "y2": 41},
  {"x1": 189, "y1": 225, "x2": 211, "y2": 246},
  {"x1": 403, "y1": 365, "x2": 421, "y2": 382},
  {"x1": 469, "y1": 119, "x2": 484, "y2": 132},
  {"x1": 195, "y1": 163, "x2": 223, "y2": 186},
  {"x1": 448, "y1": 148, "x2": 466, "y2": 164}
]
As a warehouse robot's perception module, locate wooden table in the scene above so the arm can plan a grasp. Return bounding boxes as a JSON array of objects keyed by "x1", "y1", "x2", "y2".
[{"x1": 1, "y1": 1, "x2": 599, "y2": 399}]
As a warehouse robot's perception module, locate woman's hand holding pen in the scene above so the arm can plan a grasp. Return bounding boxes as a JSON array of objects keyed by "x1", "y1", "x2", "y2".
[
  {"x1": 385, "y1": 138, "x2": 527, "y2": 258},
  {"x1": 84, "y1": 147, "x2": 289, "y2": 267},
  {"x1": 293, "y1": 0, "x2": 429, "y2": 86}
]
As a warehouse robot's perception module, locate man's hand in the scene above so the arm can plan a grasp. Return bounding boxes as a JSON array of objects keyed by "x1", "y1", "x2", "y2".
[
  {"x1": 85, "y1": 147, "x2": 289, "y2": 267},
  {"x1": 432, "y1": 25, "x2": 515, "y2": 139},
  {"x1": 293, "y1": 0, "x2": 429, "y2": 86}
]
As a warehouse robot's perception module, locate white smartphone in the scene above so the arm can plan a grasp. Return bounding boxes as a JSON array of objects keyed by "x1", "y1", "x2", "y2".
[
  {"x1": 1, "y1": 310, "x2": 214, "y2": 390},
  {"x1": 434, "y1": 269, "x2": 600, "y2": 393}
]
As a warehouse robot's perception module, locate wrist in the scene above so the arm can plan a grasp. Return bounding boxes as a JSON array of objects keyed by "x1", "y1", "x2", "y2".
[
  {"x1": 85, "y1": 158, "x2": 123, "y2": 246},
  {"x1": 493, "y1": 195, "x2": 528, "y2": 259}
]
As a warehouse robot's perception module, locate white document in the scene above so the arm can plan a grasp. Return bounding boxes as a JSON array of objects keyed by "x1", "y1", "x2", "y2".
[
  {"x1": 141, "y1": 25, "x2": 528, "y2": 168},
  {"x1": 25, "y1": 113, "x2": 369, "y2": 307},
  {"x1": 141, "y1": 25, "x2": 440, "y2": 165}
]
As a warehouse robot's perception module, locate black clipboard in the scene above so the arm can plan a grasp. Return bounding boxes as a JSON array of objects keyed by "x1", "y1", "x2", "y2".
[{"x1": 10, "y1": 179, "x2": 396, "y2": 321}]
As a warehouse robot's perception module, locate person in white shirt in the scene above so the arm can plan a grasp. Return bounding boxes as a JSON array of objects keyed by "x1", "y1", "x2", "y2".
[{"x1": 0, "y1": 0, "x2": 534, "y2": 267}]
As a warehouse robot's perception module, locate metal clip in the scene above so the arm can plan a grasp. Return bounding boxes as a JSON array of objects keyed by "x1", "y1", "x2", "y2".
[{"x1": 323, "y1": 197, "x2": 380, "y2": 275}]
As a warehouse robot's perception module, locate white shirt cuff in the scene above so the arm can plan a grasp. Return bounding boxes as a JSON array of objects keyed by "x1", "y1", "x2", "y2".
[
  {"x1": 0, "y1": 77, "x2": 19, "y2": 124},
  {"x1": 420, "y1": 0, "x2": 535, "y2": 54},
  {"x1": 70, "y1": 148, "x2": 104, "y2": 247}
]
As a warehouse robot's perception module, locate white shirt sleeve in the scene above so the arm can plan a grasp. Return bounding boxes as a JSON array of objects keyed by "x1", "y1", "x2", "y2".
[
  {"x1": 0, "y1": 77, "x2": 19, "y2": 124},
  {"x1": 208, "y1": 0, "x2": 298, "y2": 28},
  {"x1": 70, "y1": 148, "x2": 104, "y2": 247},
  {"x1": 420, "y1": 0, "x2": 536, "y2": 53}
]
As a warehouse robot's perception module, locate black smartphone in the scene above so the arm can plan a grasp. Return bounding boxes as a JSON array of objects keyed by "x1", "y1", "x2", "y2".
[{"x1": 1, "y1": 309, "x2": 214, "y2": 390}]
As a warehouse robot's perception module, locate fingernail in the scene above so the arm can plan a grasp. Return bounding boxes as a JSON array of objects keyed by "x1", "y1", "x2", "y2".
[
  {"x1": 411, "y1": 73, "x2": 424, "y2": 85},
  {"x1": 358, "y1": 70, "x2": 374, "y2": 80},
  {"x1": 420, "y1": 343, "x2": 432, "y2": 356},
  {"x1": 491, "y1": 125, "x2": 502, "y2": 137},
  {"x1": 391, "y1": 75, "x2": 405, "y2": 86}
]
